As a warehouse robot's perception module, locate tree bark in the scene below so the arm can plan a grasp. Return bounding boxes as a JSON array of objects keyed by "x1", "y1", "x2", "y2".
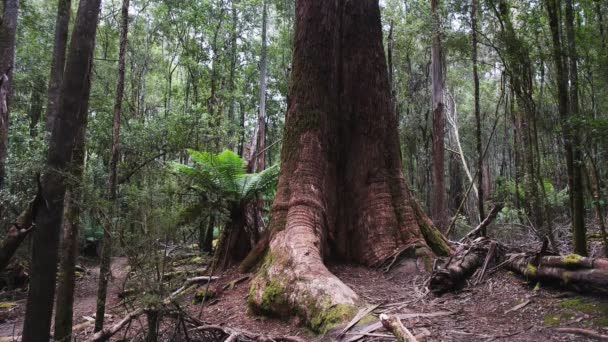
[
  {"x1": 471, "y1": 0, "x2": 485, "y2": 229},
  {"x1": 255, "y1": 0, "x2": 268, "y2": 173},
  {"x1": 53, "y1": 88, "x2": 90, "y2": 341},
  {"x1": 564, "y1": 0, "x2": 587, "y2": 256},
  {"x1": 95, "y1": 0, "x2": 129, "y2": 332},
  {"x1": 247, "y1": 1, "x2": 450, "y2": 334},
  {"x1": 227, "y1": 1, "x2": 238, "y2": 151},
  {"x1": 215, "y1": 204, "x2": 250, "y2": 270},
  {"x1": 546, "y1": 0, "x2": 587, "y2": 255},
  {"x1": 45, "y1": 0, "x2": 72, "y2": 134},
  {"x1": 21, "y1": 0, "x2": 101, "y2": 341},
  {"x1": 430, "y1": 0, "x2": 448, "y2": 232},
  {"x1": 0, "y1": 0, "x2": 19, "y2": 189}
]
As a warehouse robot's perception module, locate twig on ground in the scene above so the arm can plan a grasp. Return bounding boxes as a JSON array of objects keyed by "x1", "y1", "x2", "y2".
[
  {"x1": 554, "y1": 328, "x2": 608, "y2": 341},
  {"x1": 504, "y1": 299, "x2": 531, "y2": 314},
  {"x1": 380, "y1": 314, "x2": 417, "y2": 342},
  {"x1": 338, "y1": 305, "x2": 378, "y2": 337}
]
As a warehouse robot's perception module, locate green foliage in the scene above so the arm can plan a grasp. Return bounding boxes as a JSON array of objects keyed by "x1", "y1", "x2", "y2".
[{"x1": 170, "y1": 149, "x2": 279, "y2": 204}]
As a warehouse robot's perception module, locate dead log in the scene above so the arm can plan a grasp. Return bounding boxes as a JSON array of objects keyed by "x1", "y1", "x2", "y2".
[
  {"x1": 88, "y1": 307, "x2": 144, "y2": 342},
  {"x1": 506, "y1": 253, "x2": 608, "y2": 294},
  {"x1": 0, "y1": 193, "x2": 40, "y2": 272},
  {"x1": 429, "y1": 238, "x2": 500, "y2": 294},
  {"x1": 380, "y1": 314, "x2": 417, "y2": 342}
]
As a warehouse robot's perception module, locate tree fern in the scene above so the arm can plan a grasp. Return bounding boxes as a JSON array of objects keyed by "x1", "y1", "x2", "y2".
[{"x1": 170, "y1": 149, "x2": 279, "y2": 204}]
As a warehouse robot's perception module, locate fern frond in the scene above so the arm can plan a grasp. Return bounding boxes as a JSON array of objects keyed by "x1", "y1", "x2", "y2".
[{"x1": 242, "y1": 164, "x2": 280, "y2": 200}]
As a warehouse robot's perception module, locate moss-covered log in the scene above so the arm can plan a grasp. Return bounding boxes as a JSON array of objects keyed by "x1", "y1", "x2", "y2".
[
  {"x1": 429, "y1": 238, "x2": 500, "y2": 294},
  {"x1": 506, "y1": 253, "x2": 608, "y2": 294}
]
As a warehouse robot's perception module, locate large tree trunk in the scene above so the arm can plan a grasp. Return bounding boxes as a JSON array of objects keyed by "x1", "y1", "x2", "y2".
[
  {"x1": 45, "y1": 0, "x2": 72, "y2": 134},
  {"x1": 247, "y1": 1, "x2": 450, "y2": 334},
  {"x1": 430, "y1": 0, "x2": 448, "y2": 232},
  {"x1": 95, "y1": 0, "x2": 129, "y2": 332},
  {"x1": 21, "y1": 0, "x2": 101, "y2": 341},
  {"x1": 53, "y1": 82, "x2": 90, "y2": 341},
  {"x1": 0, "y1": 0, "x2": 19, "y2": 189}
]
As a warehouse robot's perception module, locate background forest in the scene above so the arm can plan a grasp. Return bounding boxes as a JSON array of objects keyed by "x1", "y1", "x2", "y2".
[{"x1": 0, "y1": 0, "x2": 607, "y2": 340}]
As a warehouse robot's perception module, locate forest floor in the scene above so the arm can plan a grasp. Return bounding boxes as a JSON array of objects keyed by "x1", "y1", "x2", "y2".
[{"x1": 0, "y1": 255, "x2": 606, "y2": 341}]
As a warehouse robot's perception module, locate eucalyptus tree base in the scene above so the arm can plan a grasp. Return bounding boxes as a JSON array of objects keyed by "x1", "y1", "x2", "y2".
[{"x1": 245, "y1": 0, "x2": 450, "y2": 334}]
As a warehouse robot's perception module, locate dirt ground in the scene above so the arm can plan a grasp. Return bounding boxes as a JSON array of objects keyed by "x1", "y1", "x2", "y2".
[{"x1": 0, "y1": 256, "x2": 606, "y2": 341}]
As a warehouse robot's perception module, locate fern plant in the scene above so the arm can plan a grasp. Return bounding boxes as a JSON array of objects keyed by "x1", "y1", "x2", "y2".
[
  {"x1": 170, "y1": 149, "x2": 279, "y2": 205},
  {"x1": 170, "y1": 149, "x2": 279, "y2": 266}
]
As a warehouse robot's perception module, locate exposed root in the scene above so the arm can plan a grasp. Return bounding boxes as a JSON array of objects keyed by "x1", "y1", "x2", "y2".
[{"x1": 248, "y1": 227, "x2": 362, "y2": 334}]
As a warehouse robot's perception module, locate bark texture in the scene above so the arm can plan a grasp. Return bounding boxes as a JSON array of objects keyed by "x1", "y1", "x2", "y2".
[
  {"x1": 0, "y1": 0, "x2": 19, "y2": 189},
  {"x1": 564, "y1": 0, "x2": 587, "y2": 256},
  {"x1": 45, "y1": 0, "x2": 72, "y2": 134},
  {"x1": 52, "y1": 46, "x2": 92, "y2": 340},
  {"x1": 471, "y1": 0, "x2": 485, "y2": 228},
  {"x1": 248, "y1": 0, "x2": 449, "y2": 334},
  {"x1": 21, "y1": 0, "x2": 101, "y2": 340},
  {"x1": 430, "y1": 0, "x2": 448, "y2": 231}
]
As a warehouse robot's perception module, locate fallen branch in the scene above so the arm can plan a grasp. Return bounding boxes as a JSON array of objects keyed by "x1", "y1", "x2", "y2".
[
  {"x1": 338, "y1": 305, "x2": 378, "y2": 338},
  {"x1": 190, "y1": 324, "x2": 307, "y2": 342},
  {"x1": 460, "y1": 203, "x2": 504, "y2": 242},
  {"x1": 554, "y1": 327, "x2": 608, "y2": 341},
  {"x1": 380, "y1": 314, "x2": 417, "y2": 342},
  {"x1": 345, "y1": 311, "x2": 454, "y2": 342},
  {"x1": 169, "y1": 276, "x2": 219, "y2": 301},
  {"x1": 88, "y1": 307, "x2": 144, "y2": 342},
  {"x1": 89, "y1": 274, "x2": 219, "y2": 341}
]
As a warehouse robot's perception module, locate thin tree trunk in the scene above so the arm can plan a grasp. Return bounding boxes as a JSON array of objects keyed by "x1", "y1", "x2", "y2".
[
  {"x1": 585, "y1": 160, "x2": 608, "y2": 256},
  {"x1": 565, "y1": 0, "x2": 587, "y2": 256},
  {"x1": 45, "y1": 0, "x2": 72, "y2": 134},
  {"x1": 471, "y1": 0, "x2": 485, "y2": 230},
  {"x1": 0, "y1": 0, "x2": 19, "y2": 189},
  {"x1": 546, "y1": 0, "x2": 587, "y2": 255},
  {"x1": 21, "y1": 1, "x2": 101, "y2": 340},
  {"x1": 248, "y1": 1, "x2": 450, "y2": 333},
  {"x1": 228, "y1": 1, "x2": 238, "y2": 151},
  {"x1": 28, "y1": 77, "x2": 44, "y2": 138},
  {"x1": 430, "y1": 0, "x2": 448, "y2": 231},
  {"x1": 95, "y1": 0, "x2": 129, "y2": 332},
  {"x1": 256, "y1": 0, "x2": 268, "y2": 172}
]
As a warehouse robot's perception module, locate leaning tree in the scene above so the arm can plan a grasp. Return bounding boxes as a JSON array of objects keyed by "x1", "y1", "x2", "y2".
[{"x1": 245, "y1": 0, "x2": 450, "y2": 334}]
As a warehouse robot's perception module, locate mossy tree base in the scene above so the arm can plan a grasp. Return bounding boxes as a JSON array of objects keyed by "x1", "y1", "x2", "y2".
[{"x1": 246, "y1": 0, "x2": 451, "y2": 335}]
